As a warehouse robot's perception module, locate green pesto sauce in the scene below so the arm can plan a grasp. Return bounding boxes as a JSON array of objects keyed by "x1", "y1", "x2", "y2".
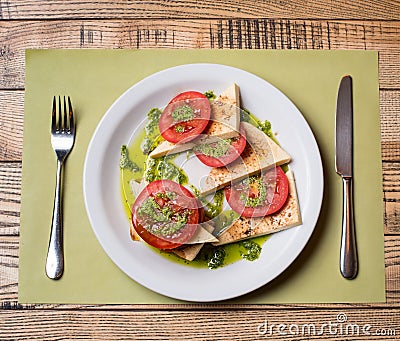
[
  {"x1": 120, "y1": 105, "x2": 189, "y2": 221},
  {"x1": 144, "y1": 155, "x2": 188, "y2": 185},
  {"x1": 156, "y1": 235, "x2": 270, "y2": 269},
  {"x1": 120, "y1": 145, "x2": 140, "y2": 172},
  {"x1": 193, "y1": 138, "x2": 232, "y2": 158},
  {"x1": 189, "y1": 187, "x2": 228, "y2": 222},
  {"x1": 120, "y1": 136, "x2": 147, "y2": 219},
  {"x1": 141, "y1": 108, "x2": 163, "y2": 155},
  {"x1": 138, "y1": 196, "x2": 189, "y2": 237},
  {"x1": 171, "y1": 105, "x2": 194, "y2": 122},
  {"x1": 204, "y1": 90, "x2": 216, "y2": 101},
  {"x1": 203, "y1": 190, "x2": 224, "y2": 219},
  {"x1": 239, "y1": 175, "x2": 268, "y2": 208}
]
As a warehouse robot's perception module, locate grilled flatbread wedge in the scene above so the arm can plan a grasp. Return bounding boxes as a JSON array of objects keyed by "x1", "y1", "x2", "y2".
[
  {"x1": 171, "y1": 223, "x2": 216, "y2": 261},
  {"x1": 149, "y1": 84, "x2": 241, "y2": 158},
  {"x1": 213, "y1": 170, "x2": 301, "y2": 245},
  {"x1": 198, "y1": 122, "x2": 291, "y2": 196}
]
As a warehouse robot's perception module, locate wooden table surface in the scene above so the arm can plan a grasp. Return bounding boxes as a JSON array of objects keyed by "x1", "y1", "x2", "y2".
[{"x1": 1, "y1": 1, "x2": 400, "y2": 339}]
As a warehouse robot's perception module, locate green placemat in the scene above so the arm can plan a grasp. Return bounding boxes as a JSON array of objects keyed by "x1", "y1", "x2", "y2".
[{"x1": 19, "y1": 49, "x2": 385, "y2": 304}]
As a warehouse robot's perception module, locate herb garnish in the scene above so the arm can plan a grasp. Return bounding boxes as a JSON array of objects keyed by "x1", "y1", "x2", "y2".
[
  {"x1": 239, "y1": 175, "x2": 268, "y2": 208},
  {"x1": 171, "y1": 105, "x2": 195, "y2": 122},
  {"x1": 120, "y1": 145, "x2": 140, "y2": 172}
]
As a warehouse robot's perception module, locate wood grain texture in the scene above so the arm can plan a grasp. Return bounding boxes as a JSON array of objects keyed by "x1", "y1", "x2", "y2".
[
  {"x1": 0, "y1": 91, "x2": 24, "y2": 161},
  {"x1": 381, "y1": 90, "x2": 400, "y2": 161},
  {"x1": 383, "y1": 162, "x2": 400, "y2": 234},
  {"x1": 0, "y1": 20, "x2": 400, "y2": 89},
  {"x1": 0, "y1": 237, "x2": 18, "y2": 305},
  {"x1": 0, "y1": 308, "x2": 399, "y2": 340},
  {"x1": 0, "y1": 162, "x2": 21, "y2": 236},
  {"x1": 0, "y1": 0, "x2": 399, "y2": 338},
  {"x1": 0, "y1": 0, "x2": 399, "y2": 20}
]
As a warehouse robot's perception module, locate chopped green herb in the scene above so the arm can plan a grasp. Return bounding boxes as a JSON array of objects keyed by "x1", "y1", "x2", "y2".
[
  {"x1": 146, "y1": 108, "x2": 162, "y2": 134},
  {"x1": 138, "y1": 197, "x2": 171, "y2": 223},
  {"x1": 141, "y1": 108, "x2": 163, "y2": 154},
  {"x1": 194, "y1": 138, "x2": 232, "y2": 158},
  {"x1": 207, "y1": 247, "x2": 226, "y2": 269},
  {"x1": 239, "y1": 175, "x2": 268, "y2": 208},
  {"x1": 240, "y1": 240, "x2": 262, "y2": 261},
  {"x1": 143, "y1": 155, "x2": 188, "y2": 185},
  {"x1": 120, "y1": 145, "x2": 140, "y2": 172},
  {"x1": 175, "y1": 125, "x2": 185, "y2": 133},
  {"x1": 204, "y1": 90, "x2": 216, "y2": 100},
  {"x1": 137, "y1": 196, "x2": 189, "y2": 237},
  {"x1": 257, "y1": 120, "x2": 273, "y2": 138},
  {"x1": 171, "y1": 105, "x2": 194, "y2": 122}
]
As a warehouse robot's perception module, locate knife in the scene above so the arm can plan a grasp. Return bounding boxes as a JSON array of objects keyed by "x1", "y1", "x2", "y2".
[{"x1": 335, "y1": 75, "x2": 358, "y2": 279}]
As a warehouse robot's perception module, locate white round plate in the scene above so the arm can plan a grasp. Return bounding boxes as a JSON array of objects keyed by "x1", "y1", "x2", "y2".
[{"x1": 83, "y1": 63, "x2": 323, "y2": 302}]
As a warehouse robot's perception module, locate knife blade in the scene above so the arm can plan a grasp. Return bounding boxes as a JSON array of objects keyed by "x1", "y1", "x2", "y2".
[{"x1": 335, "y1": 75, "x2": 358, "y2": 279}]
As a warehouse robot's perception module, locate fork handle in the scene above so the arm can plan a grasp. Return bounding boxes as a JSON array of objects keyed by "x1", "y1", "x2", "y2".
[{"x1": 46, "y1": 159, "x2": 64, "y2": 279}]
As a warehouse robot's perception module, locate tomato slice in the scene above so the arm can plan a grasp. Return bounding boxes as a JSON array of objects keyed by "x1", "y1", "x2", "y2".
[
  {"x1": 194, "y1": 123, "x2": 247, "y2": 167},
  {"x1": 225, "y1": 166, "x2": 289, "y2": 218},
  {"x1": 159, "y1": 91, "x2": 211, "y2": 144},
  {"x1": 132, "y1": 180, "x2": 199, "y2": 250}
]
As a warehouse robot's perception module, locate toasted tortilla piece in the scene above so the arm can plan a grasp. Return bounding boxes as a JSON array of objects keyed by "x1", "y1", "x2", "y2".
[
  {"x1": 171, "y1": 223, "x2": 216, "y2": 261},
  {"x1": 213, "y1": 170, "x2": 301, "y2": 246},
  {"x1": 185, "y1": 223, "x2": 219, "y2": 244},
  {"x1": 131, "y1": 220, "x2": 217, "y2": 252},
  {"x1": 207, "y1": 83, "x2": 241, "y2": 139},
  {"x1": 198, "y1": 121, "x2": 291, "y2": 196},
  {"x1": 149, "y1": 84, "x2": 241, "y2": 158}
]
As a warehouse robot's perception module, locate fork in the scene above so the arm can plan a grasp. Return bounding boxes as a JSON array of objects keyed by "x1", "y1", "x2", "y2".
[{"x1": 45, "y1": 96, "x2": 76, "y2": 279}]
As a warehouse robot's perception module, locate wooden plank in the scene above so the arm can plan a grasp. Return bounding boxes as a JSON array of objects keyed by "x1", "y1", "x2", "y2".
[
  {"x1": 385, "y1": 235, "x2": 400, "y2": 303},
  {"x1": 0, "y1": 235, "x2": 399, "y2": 308},
  {"x1": 0, "y1": 91, "x2": 24, "y2": 161},
  {"x1": 0, "y1": 0, "x2": 399, "y2": 20},
  {"x1": 383, "y1": 162, "x2": 400, "y2": 235},
  {"x1": 381, "y1": 90, "x2": 400, "y2": 161},
  {"x1": 0, "y1": 20, "x2": 400, "y2": 89},
  {"x1": 0, "y1": 307, "x2": 399, "y2": 340},
  {"x1": 0, "y1": 237, "x2": 18, "y2": 304},
  {"x1": 0, "y1": 163, "x2": 20, "y2": 236}
]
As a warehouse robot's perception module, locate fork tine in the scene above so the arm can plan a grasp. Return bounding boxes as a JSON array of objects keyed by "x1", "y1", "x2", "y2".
[
  {"x1": 68, "y1": 96, "x2": 75, "y2": 134},
  {"x1": 62, "y1": 96, "x2": 68, "y2": 133},
  {"x1": 52, "y1": 96, "x2": 56, "y2": 132},
  {"x1": 58, "y1": 96, "x2": 62, "y2": 132}
]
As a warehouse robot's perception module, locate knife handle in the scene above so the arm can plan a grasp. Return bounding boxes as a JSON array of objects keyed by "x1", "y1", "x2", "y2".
[{"x1": 340, "y1": 176, "x2": 358, "y2": 279}]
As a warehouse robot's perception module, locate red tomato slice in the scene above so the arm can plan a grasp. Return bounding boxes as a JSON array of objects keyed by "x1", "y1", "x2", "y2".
[
  {"x1": 132, "y1": 180, "x2": 199, "y2": 250},
  {"x1": 225, "y1": 166, "x2": 289, "y2": 218},
  {"x1": 194, "y1": 123, "x2": 247, "y2": 167},
  {"x1": 159, "y1": 91, "x2": 211, "y2": 144}
]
